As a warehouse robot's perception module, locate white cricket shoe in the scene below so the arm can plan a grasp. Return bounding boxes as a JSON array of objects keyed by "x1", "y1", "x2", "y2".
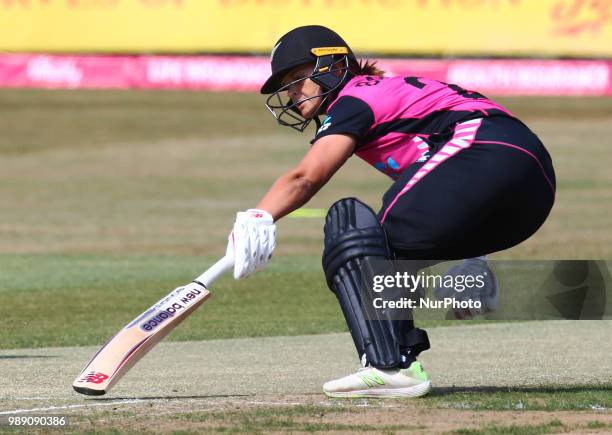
[{"x1": 323, "y1": 361, "x2": 431, "y2": 398}]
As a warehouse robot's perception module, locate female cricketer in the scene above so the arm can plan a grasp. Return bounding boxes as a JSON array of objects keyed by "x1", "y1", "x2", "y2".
[{"x1": 225, "y1": 25, "x2": 556, "y2": 398}]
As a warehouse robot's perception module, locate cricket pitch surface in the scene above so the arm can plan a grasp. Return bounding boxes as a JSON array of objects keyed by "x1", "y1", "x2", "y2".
[{"x1": 1, "y1": 321, "x2": 611, "y2": 433}]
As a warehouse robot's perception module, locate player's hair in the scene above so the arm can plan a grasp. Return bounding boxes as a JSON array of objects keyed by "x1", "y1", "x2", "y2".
[{"x1": 350, "y1": 59, "x2": 385, "y2": 77}]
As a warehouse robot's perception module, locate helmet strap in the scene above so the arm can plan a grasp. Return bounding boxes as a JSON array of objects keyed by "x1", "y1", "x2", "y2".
[{"x1": 313, "y1": 116, "x2": 322, "y2": 132}]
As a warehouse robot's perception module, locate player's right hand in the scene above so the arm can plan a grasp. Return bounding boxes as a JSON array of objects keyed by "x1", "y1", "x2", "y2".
[{"x1": 226, "y1": 209, "x2": 276, "y2": 279}]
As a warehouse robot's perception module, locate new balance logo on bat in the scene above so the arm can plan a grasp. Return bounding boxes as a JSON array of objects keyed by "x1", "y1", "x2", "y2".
[
  {"x1": 139, "y1": 288, "x2": 204, "y2": 332},
  {"x1": 78, "y1": 371, "x2": 109, "y2": 384}
]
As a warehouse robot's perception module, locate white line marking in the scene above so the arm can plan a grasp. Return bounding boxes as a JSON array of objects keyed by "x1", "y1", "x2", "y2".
[
  {"x1": 0, "y1": 396, "x2": 405, "y2": 416},
  {"x1": 0, "y1": 397, "x2": 48, "y2": 401},
  {"x1": 0, "y1": 399, "x2": 144, "y2": 415},
  {"x1": 240, "y1": 400, "x2": 401, "y2": 409},
  {"x1": 244, "y1": 400, "x2": 310, "y2": 407}
]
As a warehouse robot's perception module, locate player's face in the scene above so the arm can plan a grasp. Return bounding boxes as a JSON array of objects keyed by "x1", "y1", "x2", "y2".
[{"x1": 281, "y1": 64, "x2": 323, "y2": 119}]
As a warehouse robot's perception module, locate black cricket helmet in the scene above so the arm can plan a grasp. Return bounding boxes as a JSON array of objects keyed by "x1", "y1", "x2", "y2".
[{"x1": 261, "y1": 25, "x2": 357, "y2": 132}]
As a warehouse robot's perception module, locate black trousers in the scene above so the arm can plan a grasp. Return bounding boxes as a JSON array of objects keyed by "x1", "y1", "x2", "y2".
[{"x1": 378, "y1": 116, "x2": 556, "y2": 260}]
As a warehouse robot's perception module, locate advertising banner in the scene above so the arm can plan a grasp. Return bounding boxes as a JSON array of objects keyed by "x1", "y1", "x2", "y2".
[
  {"x1": 0, "y1": 0, "x2": 611, "y2": 57},
  {"x1": 1, "y1": 54, "x2": 611, "y2": 96}
]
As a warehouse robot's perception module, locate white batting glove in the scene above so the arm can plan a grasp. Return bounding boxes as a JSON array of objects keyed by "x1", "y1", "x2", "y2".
[{"x1": 226, "y1": 209, "x2": 276, "y2": 279}]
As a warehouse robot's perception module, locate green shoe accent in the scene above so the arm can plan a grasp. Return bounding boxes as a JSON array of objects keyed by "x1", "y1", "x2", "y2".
[
  {"x1": 357, "y1": 370, "x2": 385, "y2": 388},
  {"x1": 405, "y1": 361, "x2": 429, "y2": 381}
]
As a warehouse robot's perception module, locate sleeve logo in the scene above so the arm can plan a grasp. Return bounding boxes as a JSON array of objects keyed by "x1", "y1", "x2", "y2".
[{"x1": 317, "y1": 116, "x2": 332, "y2": 134}]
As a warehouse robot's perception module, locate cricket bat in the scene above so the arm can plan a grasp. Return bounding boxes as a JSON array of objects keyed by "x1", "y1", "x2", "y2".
[{"x1": 72, "y1": 255, "x2": 233, "y2": 396}]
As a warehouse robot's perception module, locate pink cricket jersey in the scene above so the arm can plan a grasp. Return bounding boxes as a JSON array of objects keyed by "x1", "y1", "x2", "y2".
[{"x1": 312, "y1": 75, "x2": 514, "y2": 179}]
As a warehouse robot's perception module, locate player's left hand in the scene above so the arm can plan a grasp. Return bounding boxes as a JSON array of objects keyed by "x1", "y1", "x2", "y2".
[{"x1": 226, "y1": 209, "x2": 276, "y2": 279}]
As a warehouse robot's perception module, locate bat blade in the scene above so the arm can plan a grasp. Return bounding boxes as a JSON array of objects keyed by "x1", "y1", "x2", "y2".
[
  {"x1": 73, "y1": 282, "x2": 210, "y2": 395},
  {"x1": 73, "y1": 256, "x2": 231, "y2": 396}
]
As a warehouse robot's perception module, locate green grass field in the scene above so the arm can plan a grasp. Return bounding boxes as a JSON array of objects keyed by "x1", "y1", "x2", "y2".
[
  {"x1": 1, "y1": 91, "x2": 610, "y2": 348},
  {"x1": 1, "y1": 90, "x2": 611, "y2": 433}
]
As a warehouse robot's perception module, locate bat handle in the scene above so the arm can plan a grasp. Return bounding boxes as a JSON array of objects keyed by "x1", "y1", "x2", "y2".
[{"x1": 194, "y1": 255, "x2": 233, "y2": 289}]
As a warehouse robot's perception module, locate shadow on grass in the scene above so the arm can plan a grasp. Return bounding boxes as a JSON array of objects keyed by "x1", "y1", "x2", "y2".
[
  {"x1": 0, "y1": 355, "x2": 58, "y2": 359},
  {"x1": 430, "y1": 385, "x2": 612, "y2": 396},
  {"x1": 426, "y1": 385, "x2": 611, "y2": 411},
  {"x1": 85, "y1": 393, "x2": 254, "y2": 401},
  {"x1": 84, "y1": 386, "x2": 612, "y2": 402}
]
